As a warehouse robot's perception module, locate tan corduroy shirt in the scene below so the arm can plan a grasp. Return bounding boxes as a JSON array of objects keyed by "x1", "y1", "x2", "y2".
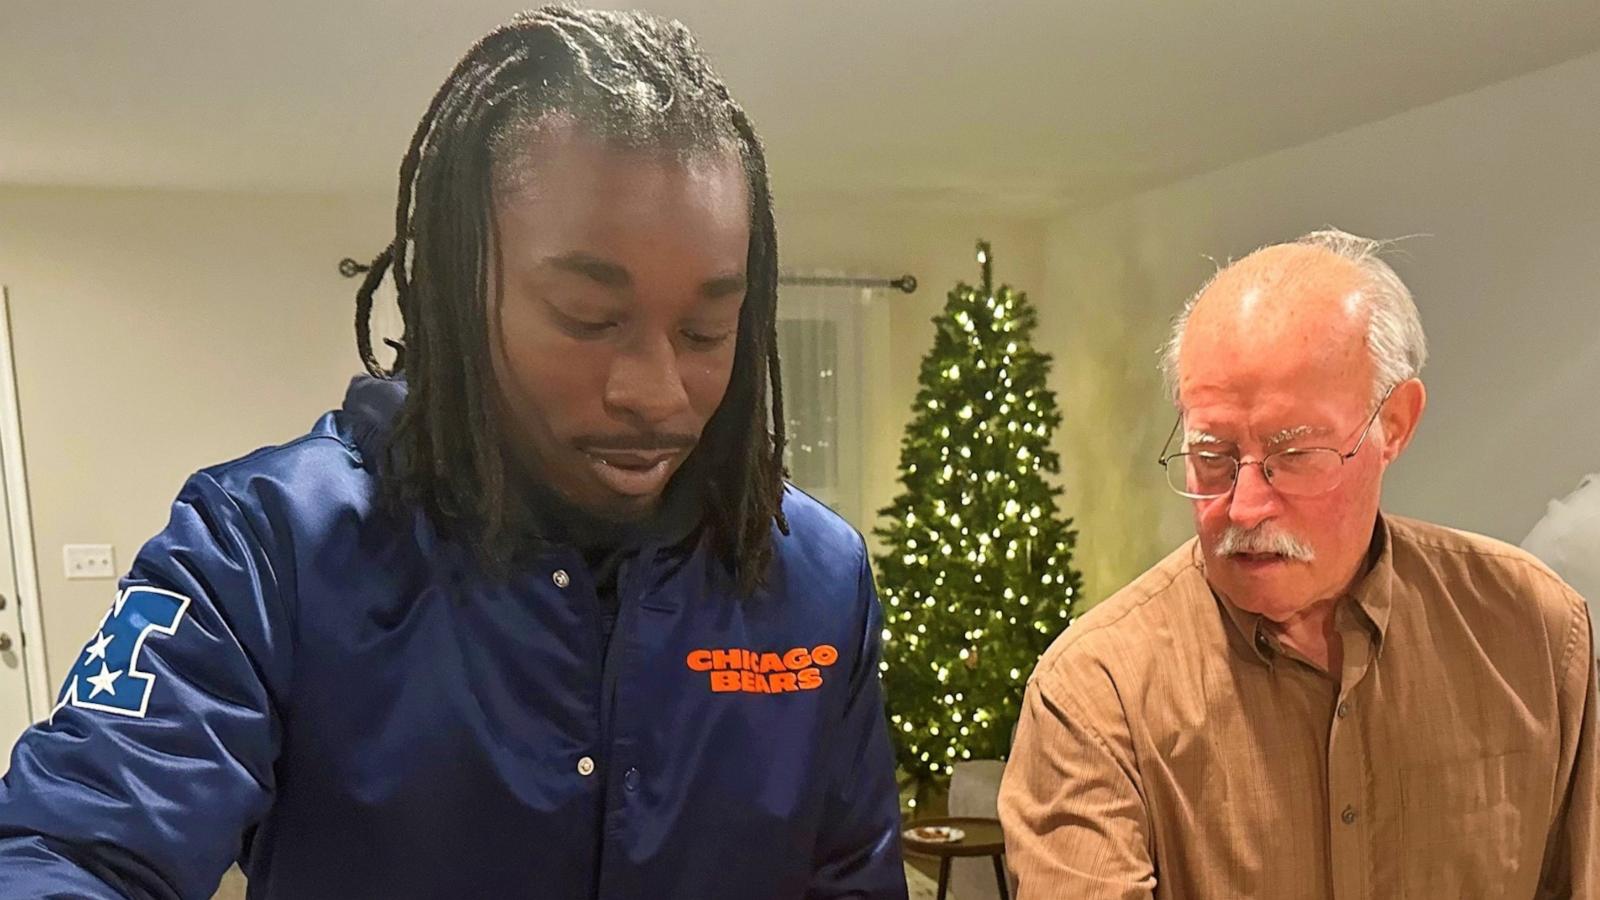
[{"x1": 999, "y1": 515, "x2": 1597, "y2": 899}]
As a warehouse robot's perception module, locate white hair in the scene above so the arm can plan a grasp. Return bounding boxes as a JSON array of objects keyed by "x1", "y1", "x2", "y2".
[{"x1": 1159, "y1": 228, "x2": 1428, "y2": 406}]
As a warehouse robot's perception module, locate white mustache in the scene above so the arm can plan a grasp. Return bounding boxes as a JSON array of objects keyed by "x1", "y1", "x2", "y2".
[{"x1": 1216, "y1": 525, "x2": 1316, "y2": 562}]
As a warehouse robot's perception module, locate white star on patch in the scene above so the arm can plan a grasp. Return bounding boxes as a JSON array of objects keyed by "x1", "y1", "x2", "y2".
[
  {"x1": 86, "y1": 663, "x2": 121, "y2": 699},
  {"x1": 85, "y1": 631, "x2": 113, "y2": 662}
]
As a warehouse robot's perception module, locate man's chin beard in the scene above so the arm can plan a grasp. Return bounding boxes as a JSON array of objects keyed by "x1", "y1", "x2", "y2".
[
  {"x1": 548, "y1": 476, "x2": 660, "y2": 525},
  {"x1": 508, "y1": 445, "x2": 650, "y2": 524},
  {"x1": 587, "y1": 493, "x2": 658, "y2": 524}
]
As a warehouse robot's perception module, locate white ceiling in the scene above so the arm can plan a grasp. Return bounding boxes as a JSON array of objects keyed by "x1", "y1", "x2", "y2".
[{"x1": 4, "y1": 1, "x2": 1599, "y2": 213}]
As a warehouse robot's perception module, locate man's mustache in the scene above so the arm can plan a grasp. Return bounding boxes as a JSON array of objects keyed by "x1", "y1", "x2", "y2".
[{"x1": 1217, "y1": 524, "x2": 1316, "y2": 562}]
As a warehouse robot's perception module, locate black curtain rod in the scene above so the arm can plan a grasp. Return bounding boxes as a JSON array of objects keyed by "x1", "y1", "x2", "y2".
[
  {"x1": 777, "y1": 273, "x2": 917, "y2": 294},
  {"x1": 337, "y1": 257, "x2": 916, "y2": 294}
]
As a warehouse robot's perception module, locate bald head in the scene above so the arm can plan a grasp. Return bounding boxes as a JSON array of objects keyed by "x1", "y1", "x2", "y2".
[
  {"x1": 1180, "y1": 243, "x2": 1374, "y2": 410},
  {"x1": 1160, "y1": 229, "x2": 1427, "y2": 408}
]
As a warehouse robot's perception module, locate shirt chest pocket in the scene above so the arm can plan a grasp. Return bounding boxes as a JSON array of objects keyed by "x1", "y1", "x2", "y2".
[{"x1": 1399, "y1": 750, "x2": 1529, "y2": 899}]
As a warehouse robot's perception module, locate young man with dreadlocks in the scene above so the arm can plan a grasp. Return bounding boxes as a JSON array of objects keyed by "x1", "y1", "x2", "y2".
[{"x1": 0, "y1": 9, "x2": 907, "y2": 899}]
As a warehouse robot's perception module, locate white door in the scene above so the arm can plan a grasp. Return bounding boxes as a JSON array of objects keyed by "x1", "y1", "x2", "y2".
[
  {"x1": 0, "y1": 288, "x2": 48, "y2": 764},
  {"x1": 0, "y1": 446, "x2": 32, "y2": 756}
]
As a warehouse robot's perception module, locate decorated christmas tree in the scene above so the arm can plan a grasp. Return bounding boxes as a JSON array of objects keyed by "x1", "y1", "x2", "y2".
[{"x1": 875, "y1": 240, "x2": 1085, "y2": 806}]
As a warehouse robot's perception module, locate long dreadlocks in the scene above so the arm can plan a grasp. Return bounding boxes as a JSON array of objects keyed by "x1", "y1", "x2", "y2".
[{"x1": 352, "y1": 7, "x2": 788, "y2": 592}]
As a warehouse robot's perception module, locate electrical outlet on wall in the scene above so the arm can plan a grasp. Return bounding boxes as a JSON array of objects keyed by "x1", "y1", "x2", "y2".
[{"x1": 64, "y1": 544, "x2": 116, "y2": 580}]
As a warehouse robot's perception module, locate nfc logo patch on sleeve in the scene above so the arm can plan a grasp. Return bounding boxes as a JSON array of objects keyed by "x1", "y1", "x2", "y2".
[{"x1": 52, "y1": 586, "x2": 191, "y2": 722}]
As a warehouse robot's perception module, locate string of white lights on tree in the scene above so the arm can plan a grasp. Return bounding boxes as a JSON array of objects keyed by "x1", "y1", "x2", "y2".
[{"x1": 874, "y1": 240, "x2": 1085, "y2": 809}]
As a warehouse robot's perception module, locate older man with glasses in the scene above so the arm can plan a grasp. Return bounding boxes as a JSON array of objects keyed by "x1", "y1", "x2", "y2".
[{"x1": 999, "y1": 229, "x2": 1597, "y2": 899}]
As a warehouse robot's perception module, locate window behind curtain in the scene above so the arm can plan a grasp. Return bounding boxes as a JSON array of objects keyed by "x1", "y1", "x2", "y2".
[{"x1": 776, "y1": 285, "x2": 868, "y2": 528}]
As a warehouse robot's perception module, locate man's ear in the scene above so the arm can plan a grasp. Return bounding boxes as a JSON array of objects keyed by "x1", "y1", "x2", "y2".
[{"x1": 1378, "y1": 378, "x2": 1426, "y2": 464}]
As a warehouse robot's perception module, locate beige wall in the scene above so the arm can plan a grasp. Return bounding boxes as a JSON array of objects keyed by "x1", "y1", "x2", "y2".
[
  {"x1": 20, "y1": 30, "x2": 1593, "y2": 678},
  {"x1": 1038, "y1": 49, "x2": 1600, "y2": 605},
  {"x1": 0, "y1": 186, "x2": 390, "y2": 681}
]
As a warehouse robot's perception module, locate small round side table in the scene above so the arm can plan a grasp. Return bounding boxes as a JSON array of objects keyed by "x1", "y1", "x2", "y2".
[{"x1": 901, "y1": 816, "x2": 1010, "y2": 900}]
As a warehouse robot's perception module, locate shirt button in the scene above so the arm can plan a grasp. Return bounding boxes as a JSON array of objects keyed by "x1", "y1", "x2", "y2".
[
  {"x1": 552, "y1": 569, "x2": 571, "y2": 589},
  {"x1": 623, "y1": 767, "x2": 641, "y2": 792},
  {"x1": 1341, "y1": 805, "x2": 1358, "y2": 825},
  {"x1": 577, "y1": 756, "x2": 595, "y2": 777},
  {"x1": 1337, "y1": 701, "x2": 1351, "y2": 719}
]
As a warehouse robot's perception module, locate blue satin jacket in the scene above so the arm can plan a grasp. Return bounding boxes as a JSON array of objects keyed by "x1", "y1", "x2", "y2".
[{"x1": 0, "y1": 377, "x2": 907, "y2": 899}]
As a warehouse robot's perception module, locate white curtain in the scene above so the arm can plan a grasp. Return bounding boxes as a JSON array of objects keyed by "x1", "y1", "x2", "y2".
[{"x1": 776, "y1": 284, "x2": 870, "y2": 528}]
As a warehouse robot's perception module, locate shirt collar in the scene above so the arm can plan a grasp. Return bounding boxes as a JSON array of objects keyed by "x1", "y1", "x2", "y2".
[{"x1": 1348, "y1": 515, "x2": 1395, "y2": 653}]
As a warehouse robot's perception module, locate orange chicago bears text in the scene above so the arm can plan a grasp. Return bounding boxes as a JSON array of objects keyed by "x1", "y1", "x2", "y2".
[{"x1": 685, "y1": 645, "x2": 839, "y2": 693}]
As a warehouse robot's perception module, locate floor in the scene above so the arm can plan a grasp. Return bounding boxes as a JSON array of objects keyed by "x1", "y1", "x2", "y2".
[
  {"x1": 215, "y1": 862, "x2": 945, "y2": 898},
  {"x1": 214, "y1": 866, "x2": 246, "y2": 899}
]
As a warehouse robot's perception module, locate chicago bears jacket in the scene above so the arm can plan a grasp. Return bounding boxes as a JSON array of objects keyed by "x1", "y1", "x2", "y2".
[{"x1": 0, "y1": 376, "x2": 907, "y2": 899}]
